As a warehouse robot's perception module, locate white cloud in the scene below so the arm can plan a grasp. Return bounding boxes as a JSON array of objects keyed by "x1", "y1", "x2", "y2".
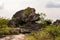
[
  {"x1": 46, "y1": 0, "x2": 60, "y2": 8},
  {"x1": 0, "y1": 0, "x2": 4, "y2": 9}
]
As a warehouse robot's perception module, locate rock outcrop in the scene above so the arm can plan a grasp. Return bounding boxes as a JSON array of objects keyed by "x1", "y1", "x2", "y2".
[
  {"x1": 8, "y1": 7, "x2": 41, "y2": 33},
  {"x1": 53, "y1": 20, "x2": 60, "y2": 25}
]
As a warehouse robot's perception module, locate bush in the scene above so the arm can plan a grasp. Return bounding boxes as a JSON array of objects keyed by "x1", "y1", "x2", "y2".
[
  {"x1": 0, "y1": 27, "x2": 19, "y2": 35},
  {"x1": 0, "y1": 17, "x2": 9, "y2": 25},
  {"x1": 25, "y1": 25, "x2": 60, "y2": 40},
  {"x1": 0, "y1": 17, "x2": 19, "y2": 35}
]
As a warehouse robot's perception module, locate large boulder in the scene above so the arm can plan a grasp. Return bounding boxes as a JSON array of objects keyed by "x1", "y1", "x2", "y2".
[
  {"x1": 8, "y1": 7, "x2": 41, "y2": 32},
  {"x1": 8, "y1": 7, "x2": 40, "y2": 26},
  {"x1": 12, "y1": 7, "x2": 40, "y2": 23}
]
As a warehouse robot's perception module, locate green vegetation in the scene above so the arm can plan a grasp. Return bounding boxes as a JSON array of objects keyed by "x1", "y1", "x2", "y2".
[
  {"x1": 0, "y1": 7, "x2": 60, "y2": 40},
  {"x1": 0, "y1": 18, "x2": 19, "y2": 35},
  {"x1": 25, "y1": 25, "x2": 60, "y2": 40}
]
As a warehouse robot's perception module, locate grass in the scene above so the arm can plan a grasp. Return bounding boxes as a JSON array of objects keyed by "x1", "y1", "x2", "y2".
[{"x1": 25, "y1": 25, "x2": 60, "y2": 40}]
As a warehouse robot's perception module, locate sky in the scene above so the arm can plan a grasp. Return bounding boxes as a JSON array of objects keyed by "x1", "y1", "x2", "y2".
[{"x1": 0, "y1": 0, "x2": 60, "y2": 21}]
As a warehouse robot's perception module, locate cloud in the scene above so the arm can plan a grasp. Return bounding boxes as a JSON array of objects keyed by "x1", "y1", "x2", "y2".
[
  {"x1": 46, "y1": 1, "x2": 60, "y2": 8},
  {"x1": 0, "y1": 1, "x2": 4, "y2": 9}
]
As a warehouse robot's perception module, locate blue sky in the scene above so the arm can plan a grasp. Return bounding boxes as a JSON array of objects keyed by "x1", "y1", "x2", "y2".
[{"x1": 0, "y1": 0, "x2": 60, "y2": 20}]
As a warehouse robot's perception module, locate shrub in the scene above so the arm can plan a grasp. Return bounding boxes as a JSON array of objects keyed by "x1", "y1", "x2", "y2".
[
  {"x1": 0, "y1": 17, "x2": 19, "y2": 35},
  {"x1": 25, "y1": 25, "x2": 60, "y2": 40},
  {"x1": 0, "y1": 17, "x2": 9, "y2": 25},
  {"x1": 0, "y1": 27, "x2": 19, "y2": 35}
]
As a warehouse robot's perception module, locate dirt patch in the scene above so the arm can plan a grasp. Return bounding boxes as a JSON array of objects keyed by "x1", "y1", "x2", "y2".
[{"x1": 0, "y1": 34, "x2": 25, "y2": 40}]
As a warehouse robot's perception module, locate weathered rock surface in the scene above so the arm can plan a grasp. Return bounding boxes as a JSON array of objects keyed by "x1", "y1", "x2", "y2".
[
  {"x1": 8, "y1": 7, "x2": 41, "y2": 33},
  {"x1": 8, "y1": 7, "x2": 40, "y2": 27},
  {"x1": 53, "y1": 19, "x2": 60, "y2": 25},
  {"x1": 0, "y1": 34, "x2": 25, "y2": 40}
]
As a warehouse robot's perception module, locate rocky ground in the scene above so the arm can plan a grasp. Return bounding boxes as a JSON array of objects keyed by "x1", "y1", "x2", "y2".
[{"x1": 0, "y1": 34, "x2": 25, "y2": 40}]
